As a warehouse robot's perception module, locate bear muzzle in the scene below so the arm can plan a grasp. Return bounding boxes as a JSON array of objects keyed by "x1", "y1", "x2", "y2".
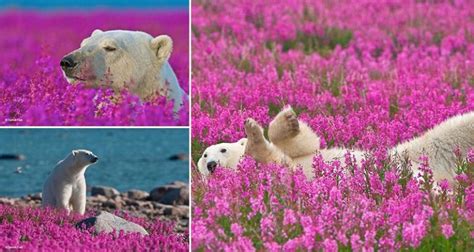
[
  {"x1": 207, "y1": 161, "x2": 217, "y2": 173},
  {"x1": 60, "y1": 55, "x2": 78, "y2": 70},
  {"x1": 91, "y1": 156, "x2": 99, "y2": 163}
]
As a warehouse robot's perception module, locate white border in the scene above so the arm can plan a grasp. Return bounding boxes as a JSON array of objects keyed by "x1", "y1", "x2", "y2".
[{"x1": 188, "y1": 0, "x2": 193, "y2": 249}]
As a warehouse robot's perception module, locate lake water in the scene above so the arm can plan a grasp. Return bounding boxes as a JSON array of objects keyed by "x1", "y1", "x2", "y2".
[{"x1": 0, "y1": 129, "x2": 189, "y2": 197}]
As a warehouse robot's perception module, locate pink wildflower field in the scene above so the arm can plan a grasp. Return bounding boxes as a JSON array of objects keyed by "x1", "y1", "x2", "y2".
[
  {"x1": 191, "y1": 0, "x2": 474, "y2": 250},
  {"x1": 0, "y1": 11, "x2": 189, "y2": 126},
  {"x1": 0, "y1": 205, "x2": 188, "y2": 251}
]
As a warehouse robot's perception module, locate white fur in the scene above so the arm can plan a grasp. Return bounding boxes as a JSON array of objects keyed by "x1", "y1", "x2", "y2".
[
  {"x1": 199, "y1": 107, "x2": 474, "y2": 185},
  {"x1": 42, "y1": 150, "x2": 98, "y2": 214},
  {"x1": 62, "y1": 29, "x2": 188, "y2": 112},
  {"x1": 197, "y1": 139, "x2": 247, "y2": 176}
]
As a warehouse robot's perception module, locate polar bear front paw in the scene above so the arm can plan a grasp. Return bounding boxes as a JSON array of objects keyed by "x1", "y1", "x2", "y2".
[{"x1": 245, "y1": 118, "x2": 265, "y2": 144}]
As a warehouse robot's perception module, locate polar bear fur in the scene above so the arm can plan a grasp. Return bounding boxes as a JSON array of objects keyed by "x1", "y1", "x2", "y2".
[
  {"x1": 61, "y1": 29, "x2": 188, "y2": 112},
  {"x1": 197, "y1": 139, "x2": 247, "y2": 176},
  {"x1": 42, "y1": 150, "x2": 98, "y2": 214},
  {"x1": 198, "y1": 107, "x2": 474, "y2": 184}
]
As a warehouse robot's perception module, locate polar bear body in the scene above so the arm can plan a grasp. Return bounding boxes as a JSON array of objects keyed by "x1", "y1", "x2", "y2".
[
  {"x1": 392, "y1": 112, "x2": 474, "y2": 184},
  {"x1": 61, "y1": 29, "x2": 188, "y2": 112},
  {"x1": 198, "y1": 107, "x2": 474, "y2": 184},
  {"x1": 42, "y1": 150, "x2": 98, "y2": 214}
]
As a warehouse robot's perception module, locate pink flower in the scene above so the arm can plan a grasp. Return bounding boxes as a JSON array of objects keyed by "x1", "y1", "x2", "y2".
[
  {"x1": 191, "y1": 0, "x2": 474, "y2": 250},
  {"x1": 467, "y1": 149, "x2": 474, "y2": 163},
  {"x1": 323, "y1": 238, "x2": 338, "y2": 252},
  {"x1": 231, "y1": 223, "x2": 244, "y2": 236},
  {"x1": 441, "y1": 224, "x2": 454, "y2": 239},
  {"x1": 283, "y1": 209, "x2": 297, "y2": 226}
]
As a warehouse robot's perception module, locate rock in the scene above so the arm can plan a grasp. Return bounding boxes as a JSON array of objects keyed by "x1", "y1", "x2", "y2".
[
  {"x1": 88, "y1": 195, "x2": 108, "y2": 203},
  {"x1": 167, "y1": 153, "x2": 189, "y2": 161},
  {"x1": 0, "y1": 197, "x2": 15, "y2": 205},
  {"x1": 0, "y1": 154, "x2": 26, "y2": 160},
  {"x1": 127, "y1": 189, "x2": 149, "y2": 200},
  {"x1": 102, "y1": 199, "x2": 122, "y2": 209},
  {"x1": 165, "y1": 206, "x2": 189, "y2": 218},
  {"x1": 149, "y1": 181, "x2": 189, "y2": 205},
  {"x1": 75, "y1": 211, "x2": 148, "y2": 235},
  {"x1": 137, "y1": 201, "x2": 153, "y2": 209},
  {"x1": 91, "y1": 186, "x2": 120, "y2": 198},
  {"x1": 29, "y1": 193, "x2": 42, "y2": 200},
  {"x1": 151, "y1": 202, "x2": 171, "y2": 210}
]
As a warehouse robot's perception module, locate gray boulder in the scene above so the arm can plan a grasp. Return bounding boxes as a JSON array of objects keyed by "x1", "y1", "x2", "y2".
[
  {"x1": 127, "y1": 189, "x2": 149, "y2": 200},
  {"x1": 91, "y1": 186, "x2": 120, "y2": 198},
  {"x1": 75, "y1": 211, "x2": 148, "y2": 235},
  {"x1": 149, "y1": 181, "x2": 189, "y2": 205}
]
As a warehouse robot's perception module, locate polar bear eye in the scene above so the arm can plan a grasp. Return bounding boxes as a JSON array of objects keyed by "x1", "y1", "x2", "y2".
[
  {"x1": 203, "y1": 154, "x2": 207, "y2": 158},
  {"x1": 103, "y1": 46, "x2": 116, "y2": 52},
  {"x1": 220, "y1": 149, "x2": 227, "y2": 153}
]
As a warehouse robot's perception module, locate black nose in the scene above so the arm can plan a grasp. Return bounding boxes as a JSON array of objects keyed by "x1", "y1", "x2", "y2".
[
  {"x1": 207, "y1": 161, "x2": 217, "y2": 173},
  {"x1": 91, "y1": 157, "x2": 98, "y2": 163},
  {"x1": 60, "y1": 55, "x2": 77, "y2": 69}
]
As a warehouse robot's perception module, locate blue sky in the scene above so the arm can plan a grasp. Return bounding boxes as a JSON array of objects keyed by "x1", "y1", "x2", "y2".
[{"x1": 0, "y1": 0, "x2": 188, "y2": 9}]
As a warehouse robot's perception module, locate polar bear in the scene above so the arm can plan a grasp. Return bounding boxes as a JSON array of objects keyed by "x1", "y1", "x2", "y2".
[
  {"x1": 198, "y1": 107, "x2": 474, "y2": 185},
  {"x1": 42, "y1": 150, "x2": 98, "y2": 214},
  {"x1": 60, "y1": 29, "x2": 188, "y2": 112},
  {"x1": 197, "y1": 138, "x2": 247, "y2": 176}
]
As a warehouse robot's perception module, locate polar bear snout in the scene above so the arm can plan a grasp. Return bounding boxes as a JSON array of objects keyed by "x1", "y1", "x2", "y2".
[
  {"x1": 207, "y1": 161, "x2": 217, "y2": 173},
  {"x1": 90, "y1": 156, "x2": 98, "y2": 163},
  {"x1": 60, "y1": 55, "x2": 78, "y2": 70}
]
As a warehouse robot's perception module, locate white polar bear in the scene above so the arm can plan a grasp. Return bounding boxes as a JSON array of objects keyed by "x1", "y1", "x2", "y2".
[
  {"x1": 198, "y1": 107, "x2": 474, "y2": 185},
  {"x1": 197, "y1": 138, "x2": 247, "y2": 176},
  {"x1": 60, "y1": 29, "x2": 188, "y2": 112},
  {"x1": 42, "y1": 150, "x2": 98, "y2": 214}
]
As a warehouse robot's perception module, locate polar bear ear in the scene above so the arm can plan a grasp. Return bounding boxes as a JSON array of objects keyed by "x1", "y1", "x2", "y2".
[
  {"x1": 238, "y1": 138, "x2": 247, "y2": 146},
  {"x1": 91, "y1": 29, "x2": 103, "y2": 37},
  {"x1": 72, "y1": 150, "x2": 78, "y2": 157},
  {"x1": 151, "y1": 35, "x2": 173, "y2": 61}
]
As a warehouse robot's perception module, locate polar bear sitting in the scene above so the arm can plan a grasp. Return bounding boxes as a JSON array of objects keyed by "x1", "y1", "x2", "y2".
[
  {"x1": 60, "y1": 29, "x2": 188, "y2": 112},
  {"x1": 198, "y1": 107, "x2": 474, "y2": 184},
  {"x1": 42, "y1": 150, "x2": 98, "y2": 214}
]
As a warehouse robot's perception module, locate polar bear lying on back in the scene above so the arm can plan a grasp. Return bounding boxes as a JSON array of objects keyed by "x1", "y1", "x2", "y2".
[
  {"x1": 60, "y1": 29, "x2": 188, "y2": 112},
  {"x1": 198, "y1": 107, "x2": 474, "y2": 185},
  {"x1": 42, "y1": 150, "x2": 98, "y2": 214}
]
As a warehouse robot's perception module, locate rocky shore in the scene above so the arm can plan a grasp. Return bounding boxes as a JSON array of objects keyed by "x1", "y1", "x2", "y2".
[{"x1": 0, "y1": 181, "x2": 189, "y2": 233}]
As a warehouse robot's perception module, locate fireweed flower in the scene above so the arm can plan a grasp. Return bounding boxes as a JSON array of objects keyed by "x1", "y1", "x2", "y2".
[
  {"x1": 442, "y1": 224, "x2": 454, "y2": 239},
  {"x1": 0, "y1": 11, "x2": 189, "y2": 126},
  {"x1": 0, "y1": 205, "x2": 188, "y2": 251},
  {"x1": 192, "y1": 0, "x2": 474, "y2": 250}
]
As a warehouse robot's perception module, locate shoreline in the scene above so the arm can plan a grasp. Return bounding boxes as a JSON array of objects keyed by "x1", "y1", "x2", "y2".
[{"x1": 0, "y1": 181, "x2": 189, "y2": 233}]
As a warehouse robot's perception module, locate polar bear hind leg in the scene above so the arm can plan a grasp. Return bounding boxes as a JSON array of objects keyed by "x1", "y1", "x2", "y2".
[
  {"x1": 56, "y1": 187, "x2": 73, "y2": 214},
  {"x1": 244, "y1": 118, "x2": 294, "y2": 167},
  {"x1": 268, "y1": 106, "x2": 320, "y2": 158}
]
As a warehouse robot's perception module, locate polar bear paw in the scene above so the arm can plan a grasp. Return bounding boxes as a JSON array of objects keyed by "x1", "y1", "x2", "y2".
[
  {"x1": 269, "y1": 107, "x2": 300, "y2": 143},
  {"x1": 245, "y1": 118, "x2": 265, "y2": 144}
]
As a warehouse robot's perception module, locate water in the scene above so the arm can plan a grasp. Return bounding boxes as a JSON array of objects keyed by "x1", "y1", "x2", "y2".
[
  {"x1": 0, "y1": 129, "x2": 189, "y2": 197},
  {"x1": 0, "y1": 0, "x2": 188, "y2": 9}
]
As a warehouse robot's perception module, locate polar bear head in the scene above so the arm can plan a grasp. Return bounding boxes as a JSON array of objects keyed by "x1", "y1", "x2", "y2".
[
  {"x1": 197, "y1": 138, "x2": 247, "y2": 176},
  {"x1": 70, "y1": 149, "x2": 99, "y2": 167},
  {"x1": 60, "y1": 29, "x2": 173, "y2": 99}
]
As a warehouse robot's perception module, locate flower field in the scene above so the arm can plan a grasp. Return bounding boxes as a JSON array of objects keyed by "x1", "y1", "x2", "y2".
[
  {"x1": 191, "y1": 0, "x2": 474, "y2": 250},
  {"x1": 0, "y1": 204, "x2": 188, "y2": 251},
  {"x1": 0, "y1": 10, "x2": 189, "y2": 126}
]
